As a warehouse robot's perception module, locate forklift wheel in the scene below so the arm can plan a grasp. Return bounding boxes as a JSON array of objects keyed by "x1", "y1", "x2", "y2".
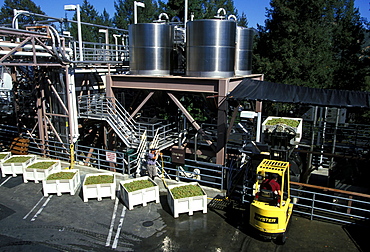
[{"x1": 276, "y1": 233, "x2": 287, "y2": 245}]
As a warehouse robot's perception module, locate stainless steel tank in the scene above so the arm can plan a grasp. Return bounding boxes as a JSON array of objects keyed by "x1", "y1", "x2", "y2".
[
  {"x1": 129, "y1": 23, "x2": 174, "y2": 75},
  {"x1": 186, "y1": 19, "x2": 237, "y2": 78},
  {"x1": 235, "y1": 27, "x2": 254, "y2": 76}
]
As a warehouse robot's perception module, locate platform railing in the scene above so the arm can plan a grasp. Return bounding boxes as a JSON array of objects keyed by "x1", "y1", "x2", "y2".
[
  {"x1": 80, "y1": 41, "x2": 129, "y2": 63},
  {"x1": 290, "y1": 181, "x2": 370, "y2": 225}
]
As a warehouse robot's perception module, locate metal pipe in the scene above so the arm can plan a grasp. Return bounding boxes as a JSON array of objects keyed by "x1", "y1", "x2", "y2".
[
  {"x1": 228, "y1": 15, "x2": 237, "y2": 21},
  {"x1": 12, "y1": 9, "x2": 64, "y2": 29},
  {"x1": 184, "y1": 0, "x2": 188, "y2": 28},
  {"x1": 171, "y1": 16, "x2": 181, "y2": 23},
  {"x1": 319, "y1": 107, "x2": 328, "y2": 168},
  {"x1": 330, "y1": 108, "x2": 341, "y2": 168},
  {"x1": 76, "y1": 4, "x2": 83, "y2": 61},
  {"x1": 308, "y1": 106, "x2": 318, "y2": 172},
  {"x1": 98, "y1": 29, "x2": 109, "y2": 50},
  {"x1": 0, "y1": 51, "x2": 54, "y2": 57},
  {"x1": 134, "y1": 1, "x2": 145, "y2": 24},
  {"x1": 256, "y1": 112, "x2": 262, "y2": 142},
  {"x1": 113, "y1": 34, "x2": 121, "y2": 61},
  {"x1": 194, "y1": 132, "x2": 198, "y2": 161},
  {"x1": 158, "y1": 13, "x2": 169, "y2": 22},
  {"x1": 0, "y1": 41, "x2": 73, "y2": 53},
  {"x1": 215, "y1": 8, "x2": 226, "y2": 19}
]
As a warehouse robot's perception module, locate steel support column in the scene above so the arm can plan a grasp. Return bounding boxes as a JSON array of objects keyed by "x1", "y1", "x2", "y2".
[
  {"x1": 130, "y1": 91, "x2": 154, "y2": 118},
  {"x1": 167, "y1": 92, "x2": 215, "y2": 148},
  {"x1": 216, "y1": 79, "x2": 229, "y2": 165},
  {"x1": 65, "y1": 66, "x2": 79, "y2": 144}
]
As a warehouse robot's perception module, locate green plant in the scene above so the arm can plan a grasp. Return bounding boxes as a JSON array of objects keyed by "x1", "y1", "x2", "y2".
[
  {"x1": 84, "y1": 175, "x2": 114, "y2": 185},
  {"x1": 47, "y1": 172, "x2": 76, "y2": 180},
  {"x1": 123, "y1": 179, "x2": 155, "y2": 192},
  {"x1": 170, "y1": 184, "x2": 204, "y2": 199},
  {"x1": 27, "y1": 161, "x2": 57, "y2": 169},
  {"x1": 0, "y1": 154, "x2": 8, "y2": 160},
  {"x1": 4, "y1": 156, "x2": 32, "y2": 163}
]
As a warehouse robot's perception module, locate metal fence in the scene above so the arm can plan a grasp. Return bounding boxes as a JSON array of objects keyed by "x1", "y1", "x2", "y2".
[
  {"x1": 1, "y1": 124, "x2": 369, "y2": 226},
  {"x1": 291, "y1": 182, "x2": 370, "y2": 225},
  {"x1": 156, "y1": 156, "x2": 226, "y2": 190},
  {"x1": 74, "y1": 144, "x2": 126, "y2": 173},
  {"x1": 0, "y1": 124, "x2": 225, "y2": 189},
  {"x1": 25, "y1": 138, "x2": 127, "y2": 173}
]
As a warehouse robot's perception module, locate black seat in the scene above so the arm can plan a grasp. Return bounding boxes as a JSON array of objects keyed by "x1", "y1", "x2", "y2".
[{"x1": 258, "y1": 189, "x2": 278, "y2": 205}]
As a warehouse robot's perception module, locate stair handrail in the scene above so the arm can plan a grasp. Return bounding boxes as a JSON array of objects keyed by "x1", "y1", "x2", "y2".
[
  {"x1": 105, "y1": 97, "x2": 141, "y2": 135},
  {"x1": 104, "y1": 113, "x2": 134, "y2": 147},
  {"x1": 135, "y1": 131, "x2": 148, "y2": 175},
  {"x1": 150, "y1": 127, "x2": 160, "y2": 150},
  {"x1": 78, "y1": 95, "x2": 141, "y2": 147}
]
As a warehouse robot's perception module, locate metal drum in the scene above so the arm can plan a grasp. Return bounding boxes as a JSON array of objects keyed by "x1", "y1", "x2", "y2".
[
  {"x1": 235, "y1": 27, "x2": 254, "y2": 76},
  {"x1": 129, "y1": 23, "x2": 174, "y2": 76},
  {"x1": 186, "y1": 19, "x2": 237, "y2": 78}
]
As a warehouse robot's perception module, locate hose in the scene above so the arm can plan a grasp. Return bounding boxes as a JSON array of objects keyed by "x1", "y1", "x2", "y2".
[
  {"x1": 160, "y1": 153, "x2": 168, "y2": 189},
  {"x1": 69, "y1": 144, "x2": 75, "y2": 169}
]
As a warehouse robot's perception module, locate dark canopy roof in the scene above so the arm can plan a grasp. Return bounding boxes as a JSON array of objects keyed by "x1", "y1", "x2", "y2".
[{"x1": 228, "y1": 79, "x2": 370, "y2": 108}]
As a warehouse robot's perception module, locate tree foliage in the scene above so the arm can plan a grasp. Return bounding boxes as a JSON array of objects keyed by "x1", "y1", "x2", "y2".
[
  {"x1": 158, "y1": 0, "x2": 239, "y2": 22},
  {"x1": 237, "y1": 12, "x2": 248, "y2": 28},
  {"x1": 253, "y1": 0, "x2": 368, "y2": 91},
  {"x1": 0, "y1": 0, "x2": 45, "y2": 26},
  {"x1": 114, "y1": 0, "x2": 159, "y2": 30},
  {"x1": 101, "y1": 9, "x2": 113, "y2": 27},
  {"x1": 331, "y1": 0, "x2": 367, "y2": 90},
  {"x1": 69, "y1": 0, "x2": 104, "y2": 43}
]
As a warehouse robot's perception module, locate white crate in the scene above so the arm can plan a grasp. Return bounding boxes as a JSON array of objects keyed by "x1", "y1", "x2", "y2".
[
  {"x1": 167, "y1": 182, "x2": 207, "y2": 218},
  {"x1": 42, "y1": 169, "x2": 81, "y2": 197},
  {"x1": 23, "y1": 160, "x2": 61, "y2": 183},
  {"x1": 120, "y1": 176, "x2": 160, "y2": 210},
  {"x1": 262, "y1": 116, "x2": 303, "y2": 145},
  {"x1": 83, "y1": 173, "x2": 116, "y2": 202},
  {"x1": 0, "y1": 155, "x2": 36, "y2": 177},
  {"x1": 0, "y1": 152, "x2": 11, "y2": 164}
]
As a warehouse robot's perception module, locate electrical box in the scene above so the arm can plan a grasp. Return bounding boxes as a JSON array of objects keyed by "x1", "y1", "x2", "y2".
[{"x1": 171, "y1": 146, "x2": 185, "y2": 164}]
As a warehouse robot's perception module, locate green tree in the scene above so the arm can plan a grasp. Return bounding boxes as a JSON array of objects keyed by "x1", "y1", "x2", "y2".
[
  {"x1": 0, "y1": 0, "x2": 45, "y2": 26},
  {"x1": 253, "y1": 0, "x2": 367, "y2": 91},
  {"x1": 158, "y1": 0, "x2": 205, "y2": 21},
  {"x1": 101, "y1": 9, "x2": 113, "y2": 27},
  {"x1": 237, "y1": 11, "x2": 248, "y2": 27},
  {"x1": 67, "y1": 0, "x2": 112, "y2": 43},
  {"x1": 203, "y1": 0, "x2": 237, "y2": 19},
  {"x1": 253, "y1": 0, "x2": 335, "y2": 88},
  {"x1": 158, "y1": 0, "x2": 238, "y2": 22},
  {"x1": 114, "y1": 0, "x2": 159, "y2": 30},
  {"x1": 331, "y1": 0, "x2": 367, "y2": 90},
  {"x1": 71, "y1": 0, "x2": 103, "y2": 43}
]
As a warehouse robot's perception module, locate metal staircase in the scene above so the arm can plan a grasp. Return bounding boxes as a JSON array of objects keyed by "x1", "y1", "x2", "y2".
[
  {"x1": 78, "y1": 94, "x2": 178, "y2": 151},
  {"x1": 78, "y1": 94, "x2": 144, "y2": 148}
]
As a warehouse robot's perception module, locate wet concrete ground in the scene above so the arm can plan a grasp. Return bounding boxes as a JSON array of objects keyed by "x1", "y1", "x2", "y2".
[{"x1": 0, "y1": 161, "x2": 364, "y2": 251}]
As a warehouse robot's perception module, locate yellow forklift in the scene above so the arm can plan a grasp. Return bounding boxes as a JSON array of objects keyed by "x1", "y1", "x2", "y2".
[{"x1": 249, "y1": 159, "x2": 294, "y2": 244}]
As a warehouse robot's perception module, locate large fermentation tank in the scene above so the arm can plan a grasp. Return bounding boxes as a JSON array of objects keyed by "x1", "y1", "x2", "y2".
[
  {"x1": 129, "y1": 23, "x2": 174, "y2": 75},
  {"x1": 186, "y1": 19, "x2": 237, "y2": 78},
  {"x1": 235, "y1": 27, "x2": 254, "y2": 76}
]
